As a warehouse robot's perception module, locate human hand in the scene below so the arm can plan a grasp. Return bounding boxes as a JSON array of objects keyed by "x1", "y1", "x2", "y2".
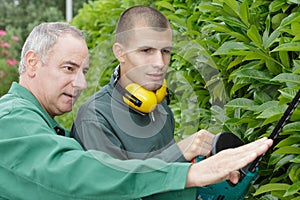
[
  {"x1": 178, "y1": 130, "x2": 215, "y2": 161},
  {"x1": 185, "y1": 137, "x2": 273, "y2": 187}
]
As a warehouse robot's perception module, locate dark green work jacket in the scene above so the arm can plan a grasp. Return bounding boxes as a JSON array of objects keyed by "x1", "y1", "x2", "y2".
[{"x1": 71, "y1": 77, "x2": 196, "y2": 199}]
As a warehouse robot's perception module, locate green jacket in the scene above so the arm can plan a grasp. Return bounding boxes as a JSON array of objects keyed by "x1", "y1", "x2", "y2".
[
  {"x1": 0, "y1": 82, "x2": 191, "y2": 200},
  {"x1": 72, "y1": 77, "x2": 186, "y2": 162}
]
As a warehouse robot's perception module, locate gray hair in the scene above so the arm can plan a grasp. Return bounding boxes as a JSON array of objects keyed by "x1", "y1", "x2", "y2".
[{"x1": 19, "y1": 22, "x2": 85, "y2": 74}]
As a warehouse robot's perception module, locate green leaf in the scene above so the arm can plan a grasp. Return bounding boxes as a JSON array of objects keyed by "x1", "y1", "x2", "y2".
[
  {"x1": 291, "y1": 155, "x2": 300, "y2": 163},
  {"x1": 253, "y1": 90, "x2": 274, "y2": 104},
  {"x1": 262, "y1": 114, "x2": 285, "y2": 126},
  {"x1": 247, "y1": 25, "x2": 263, "y2": 48},
  {"x1": 213, "y1": 41, "x2": 250, "y2": 55},
  {"x1": 216, "y1": 16, "x2": 248, "y2": 29},
  {"x1": 272, "y1": 42, "x2": 300, "y2": 52},
  {"x1": 284, "y1": 181, "x2": 300, "y2": 196},
  {"x1": 291, "y1": 22, "x2": 300, "y2": 36},
  {"x1": 269, "y1": 0, "x2": 286, "y2": 13},
  {"x1": 279, "y1": 49, "x2": 290, "y2": 68},
  {"x1": 203, "y1": 23, "x2": 250, "y2": 41},
  {"x1": 289, "y1": 165, "x2": 300, "y2": 183},
  {"x1": 231, "y1": 69, "x2": 273, "y2": 83},
  {"x1": 167, "y1": 14, "x2": 186, "y2": 27},
  {"x1": 227, "y1": 57, "x2": 244, "y2": 70},
  {"x1": 224, "y1": 0, "x2": 239, "y2": 14},
  {"x1": 288, "y1": 0, "x2": 300, "y2": 3},
  {"x1": 294, "y1": 60, "x2": 300, "y2": 73},
  {"x1": 284, "y1": 122, "x2": 300, "y2": 133},
  {"x1": 242, "y1": 52, "x2": 264, "y2": 61},
  {"x1": 195, "y1": 4, "x2": 222, "y2": 14},
  {"x1": 279, "y1": 88, "x2": 300, "y2": 100},
  {"x1": 265, "y1": 59, "x2": 282, "y2": 75},
  {"x1": 229, "y1": 81, "x2": 250, "y2": 96},
  {"x1": 239, "y1": 0, "x2": 249, "y2": 26},
  {"x1": 276, "y1": 137, "x2": 300, "y2": 148},
  {"x1": 273, "y1": 146, "x2": 300, "y2": 155},
  {"x1": 273, "y1": 13, "x2": 289, "y2": 30},
  {"x1": 254, "y1": 183, "x2": 290, "y2": 196},
  {"x1": 274, "y1": 155, "x2": 296, "y2": 171},
  {"x1": 225, "y1": 98, "x2": 255, "y2": 110},
  {"x1": 257, "y1": 105, "x2": 287, "y2": 119},
  {"x1": 280, "y1": 12, "x2": 300, "y2": 27},
  {"x1": 186, "y1": 14, "x2": 200, "y2": 32},
  {"x1": 271, "y1": 73, "x2": 300, "y2": 84},
  {"x1": 155, "y1": 1, "x2": 175, "y2": 12},
  {"x1": 253, "y1": 101, "x2": 279, "y2": 113},
  {"x1": 263, "y1": 28, "x2": 281, "y2": 49}
]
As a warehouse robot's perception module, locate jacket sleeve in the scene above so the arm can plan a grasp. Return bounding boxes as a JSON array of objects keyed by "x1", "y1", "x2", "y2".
[{"x1": 0, "y1": 100, "x2": 191, "y2": 200}]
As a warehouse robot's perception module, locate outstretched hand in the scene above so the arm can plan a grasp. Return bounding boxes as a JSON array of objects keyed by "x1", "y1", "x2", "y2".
[{"x1": 185, "y1": 137, "x2": 273, "y2": 187}]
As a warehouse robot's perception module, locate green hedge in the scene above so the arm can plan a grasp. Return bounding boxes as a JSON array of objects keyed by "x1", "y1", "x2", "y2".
[{"x1": 57, "y1": 0, "x2": 300, "y2": 198}]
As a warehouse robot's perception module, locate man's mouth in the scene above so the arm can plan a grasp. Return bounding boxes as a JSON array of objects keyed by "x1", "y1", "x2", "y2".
[
  {"x1": 63, "y1": 93, "x2": 78, "y2": 101},
  {"x1": 147, "y1": 73, "x2": 164, "y2": 81}
]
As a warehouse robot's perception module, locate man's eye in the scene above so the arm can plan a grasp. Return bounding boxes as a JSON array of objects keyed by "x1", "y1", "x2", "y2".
[
  {"x1": 162, "y1": 49, "x2": 171, "y2": 54},
  {"x1": 141, "y1": 48, "x2": 152, "y2": 53},
  {"x1": 83, "y1": 69, "x2": 89, "y2": 75},
  {"x1": 64, "y1": 66, "x2": 74, "y2": 72}
]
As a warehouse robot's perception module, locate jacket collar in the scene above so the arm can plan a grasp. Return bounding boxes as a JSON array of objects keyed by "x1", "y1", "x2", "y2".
[{"x1": 8, "y1": 82, "x2": 68, "y2": 136}]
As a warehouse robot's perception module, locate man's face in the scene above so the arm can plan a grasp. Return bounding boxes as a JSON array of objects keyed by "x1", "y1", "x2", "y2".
[
  {"x1": 32, "y1": 34, "x2": 89, "y2": 117},
  {"x1": 119, "y1": 26, "x2": 172, "y2": 91}
]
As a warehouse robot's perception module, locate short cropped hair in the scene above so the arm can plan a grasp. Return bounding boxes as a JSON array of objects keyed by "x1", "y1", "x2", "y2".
[
  {"x1": 115, "y1": 5, "x2": 171, "y2": 44},
  {"x1": 19, "y1": 22, "x2": 85, "y2": 74}
]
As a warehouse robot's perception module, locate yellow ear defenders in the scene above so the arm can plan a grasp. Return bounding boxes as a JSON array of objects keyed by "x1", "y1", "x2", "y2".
[
  {"x1": 113, "y1": 66, "x2": 168, "y2": 113},
  {"x1": 123, "y1": 79, "x2": 167, "y2": 113}
]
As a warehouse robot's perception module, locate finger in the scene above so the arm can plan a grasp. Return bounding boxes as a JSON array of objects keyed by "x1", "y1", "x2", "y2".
[
  {"x1": 197, "y1": 130, "x2": 214, "y2": 145},
  {"x1": 221, "y1": 138, "x2": 273, "y2": 171},
  {"x1": 227, "y1": 171, "x2": 240, "y2": 185},
  {"x1": 199, "y1": 142, "x2": 212, "y2": 156},
  {"x1": 238, "y1": 137, "x2": 273, "y2": 156}
]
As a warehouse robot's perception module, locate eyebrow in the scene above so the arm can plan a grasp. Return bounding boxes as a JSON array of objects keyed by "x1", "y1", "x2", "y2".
[
  {"x1": 138, "y1": 46, "x2": 172, "y2": 50},
  {"x1": 162, "y1": 46, "x2": 172, "y2": 51},
  {"x1": 63, "y1": 61, "x2": 89, "y2": 71},
  {"x1": 63, "y1": 61, "x2": 80, "y2": 67}
]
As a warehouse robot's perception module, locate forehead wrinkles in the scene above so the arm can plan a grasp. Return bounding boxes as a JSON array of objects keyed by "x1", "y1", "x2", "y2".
[
  {"x1": 47, "y1": 35, "x2": 85, "y2": 53},
  {"x1": 47, "y1": 36, "x2": 89, "y2": 70}
]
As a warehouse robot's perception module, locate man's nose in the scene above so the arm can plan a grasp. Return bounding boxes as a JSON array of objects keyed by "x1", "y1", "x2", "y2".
[
  {"x1": 73, "y1": 72, "x2": 87, "y2": 90},
  {"x1": 153, "y1": 50, "x2": 165, "y2": 68}
]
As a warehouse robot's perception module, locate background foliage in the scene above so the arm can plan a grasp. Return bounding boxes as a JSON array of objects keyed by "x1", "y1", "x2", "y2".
[
  {"x1": 0, "y1": 30, "x2": 20, "y2": 96},
  {"x1": 66, "y1": 0, "x2": 300, "y2": 199},
  {"x1": 0, "y1": 0, "x2": 299, "y2": 198},
  {"x1": 0, "y1": 0, "x2": 87, "y2": 97},
  {"x1": 0, "y1": 0, "x2": 88, "y2": 42}
]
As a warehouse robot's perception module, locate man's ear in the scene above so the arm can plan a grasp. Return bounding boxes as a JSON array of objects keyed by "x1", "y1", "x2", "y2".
[
  {"x1": 113, "y1": 43, "x2": 125, "y2": 63},
  {"x1": 24, "y1": 50, "x2": 39, "y2": 77}
]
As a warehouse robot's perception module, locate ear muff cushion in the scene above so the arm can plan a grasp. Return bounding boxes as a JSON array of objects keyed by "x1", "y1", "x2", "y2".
[
  {"x1": 124, "y1": 83, "x2": 157, "y2": 113},
  {"x1": 155, "y1": 79, "x2": 167, "y2": 104},
  {"x1": 211, "y1": 132, "x2": 244, "y2": 155}
]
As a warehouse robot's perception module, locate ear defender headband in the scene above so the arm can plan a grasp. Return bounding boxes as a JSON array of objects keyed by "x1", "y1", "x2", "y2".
[{"x1": 113, "y1": 66, "x2": 167, "y2": 113}]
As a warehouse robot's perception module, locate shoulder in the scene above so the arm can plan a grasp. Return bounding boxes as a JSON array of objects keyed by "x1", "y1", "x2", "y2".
[
  {"x1": 0, "y1": 93, "x2": 41, "y2": 118},
  {"x1": 0, "y1": 94, "x2": 56, "y2": 137}
]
